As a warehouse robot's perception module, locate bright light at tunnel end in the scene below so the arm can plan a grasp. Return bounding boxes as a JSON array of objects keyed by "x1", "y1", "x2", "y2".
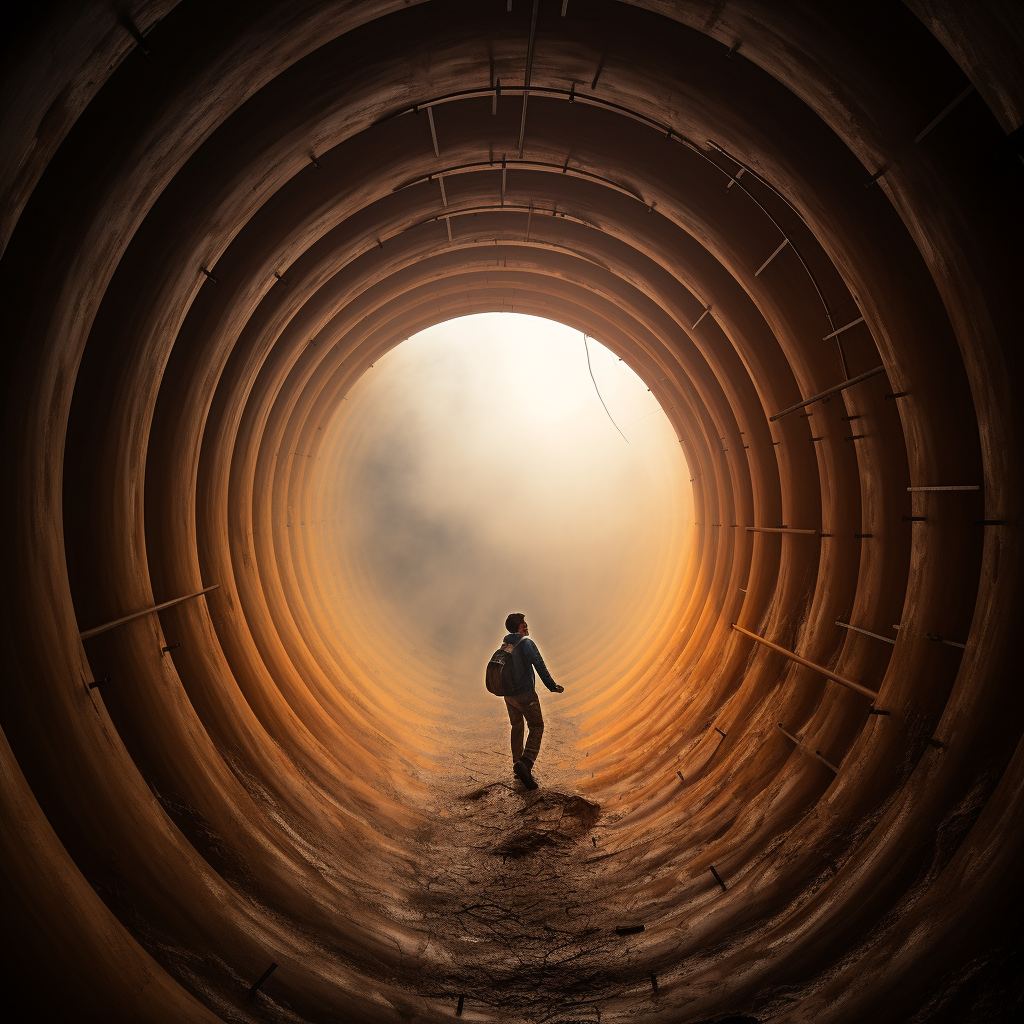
[{"x1": 322, "y1": 312, "x2": 693, "y2": 696}]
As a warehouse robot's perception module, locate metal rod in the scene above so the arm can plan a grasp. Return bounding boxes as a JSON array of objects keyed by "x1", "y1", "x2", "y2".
[
  {"x1": 907, "y1": 485, "x2": 980, "y2": 492},
  {"x1": 561, "y1": 0, "x2": 569, "y2": 15},
  {"x1": 779, "y1": 723, "x2": 848, "y2": 773},
  {"x1": 835, "y1": 620, "x2": 896, "y2": 645},
  {"x1": 395, "y1": 157, "x2": 644, "y2": 204},
  {"x1": 754, "y1": 237, "x2": 789, "y2": 276},
  {"x1": 426, "y1": 106, "x2": 440, "y2": 158},
  {"x1": 914, "y1": 84, "x2": 975, "y2": 144},
  {"x1": 701, "y1": 141, "x2": 838, "y2": 321},
  {"x1": 444, "y1": 216, "x2": 452, "y2": 241},
  {"x1": 425, "y1": 202, "x2": 592, "y2": 230},
  {"x1": 927, "y1": 632, "x2": 967, "y2": 649},
  {"x1": 746, "y1": 526, "x2": 819, "y2": 535},
  {"x1": 437, "y1": 175, "x2": 448, "y2": 207},
  {"x1": 691, "y1": 307, "x2": 711, "y2": 330},
  {"x1": 120, "y1": 15, "x2": 152, "y2": 56},
  {"x1": 373, "y1": 89, "x2": 688, "y2": 179},
  {"x1": 248, "y1": 962, "x2": 277, "y2": 999},
  {"x1": 778, "y1": 723, "x2": 800, "y2": 745},
  {"x1": 80, "y1": 585, "x2": 220, "y2": 640},
  {"x1": 833, "y1": 325, "x2": 850, "y2": 379},
  {"x1": 456, "y1": 994, "x2": 465, "y2": 1017},
  {"x1": 822, "y1": 316, "x2": 864, "y2": 340},
  {"x1": 517, "y1": 0, "x2": 540, "y2": 158},
  {"x1": 731, "y1": 623, "x2": 879, "y2": 699},
  {"x1": 769, "y1": 366, "x2": 886, "y2": 421},
  {"x1": 709, "y1": 866, "x2": 727, "y2": 891}
]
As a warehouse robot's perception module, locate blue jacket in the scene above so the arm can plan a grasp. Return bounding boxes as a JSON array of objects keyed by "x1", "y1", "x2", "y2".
[{"x1": 503, "y1": 634, "x2": 558, "y2": 695}]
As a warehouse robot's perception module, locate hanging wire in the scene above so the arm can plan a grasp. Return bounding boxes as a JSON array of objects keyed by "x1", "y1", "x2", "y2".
[
  {"x1": 583, "y1": 334, "x2": 629, "y2": 442},
  {"x1": 620, "y1": 406, "x2": 662, "y2": 429}
]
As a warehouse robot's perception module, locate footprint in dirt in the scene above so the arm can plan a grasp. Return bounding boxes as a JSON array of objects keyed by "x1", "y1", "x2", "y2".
[{"x1": 462, "y1": 784, "x2": 601, "y2": 858}]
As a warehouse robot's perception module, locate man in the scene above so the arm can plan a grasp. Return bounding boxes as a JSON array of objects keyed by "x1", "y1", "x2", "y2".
[{"x1": 501, "y1": 612, "x2": 564, "y2": 790}]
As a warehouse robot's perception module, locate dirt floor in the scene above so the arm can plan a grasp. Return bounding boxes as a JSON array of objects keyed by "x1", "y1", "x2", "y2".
[{"x1": 409, "y1": 700, "x2": 660, "y2": 1024}]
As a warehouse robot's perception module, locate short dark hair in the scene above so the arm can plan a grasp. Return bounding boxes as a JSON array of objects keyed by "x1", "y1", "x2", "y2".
[{"x1": 505, "y1": 612, "x2": 526, "y2": 633}]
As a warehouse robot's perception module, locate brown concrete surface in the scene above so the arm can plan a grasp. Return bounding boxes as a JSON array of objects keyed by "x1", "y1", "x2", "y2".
[{"x1": 0, "y1": 2, "x2": 1021, "y2": 1021}]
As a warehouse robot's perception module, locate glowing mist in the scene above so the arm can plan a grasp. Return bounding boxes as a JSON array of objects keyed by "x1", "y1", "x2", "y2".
[{"x1": 326, "y1": 314, "x2": 692, "y2": 695}]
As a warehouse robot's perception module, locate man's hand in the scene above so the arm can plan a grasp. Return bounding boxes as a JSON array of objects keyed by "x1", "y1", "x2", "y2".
[{"x1": 553, "y1": 684, "x2": 564, "y2": 693}]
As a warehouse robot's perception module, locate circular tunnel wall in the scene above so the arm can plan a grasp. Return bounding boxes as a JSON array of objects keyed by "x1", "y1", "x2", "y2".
[{"x1": 1, "y1": 2, "x2": 1022, "y2": 1022}]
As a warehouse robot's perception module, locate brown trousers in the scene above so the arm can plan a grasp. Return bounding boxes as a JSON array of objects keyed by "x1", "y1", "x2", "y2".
[{"x1": 504, "y1": 691, "x2": 544, "y2": 764}]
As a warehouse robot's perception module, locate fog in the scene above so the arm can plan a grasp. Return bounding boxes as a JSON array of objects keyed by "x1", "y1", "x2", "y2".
[{"x1": 327, "y1": 314, "x2": 691, "y2": 697}]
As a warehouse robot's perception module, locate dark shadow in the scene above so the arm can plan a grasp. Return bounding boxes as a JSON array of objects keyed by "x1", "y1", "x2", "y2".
[{"x1": 462, "y1": 784, "x2": 601, "y2": 858}]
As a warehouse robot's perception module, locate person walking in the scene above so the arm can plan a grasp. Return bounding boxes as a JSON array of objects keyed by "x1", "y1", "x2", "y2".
[{"x1": 500, "y1": 612, "x2": 564, "y2": 790}]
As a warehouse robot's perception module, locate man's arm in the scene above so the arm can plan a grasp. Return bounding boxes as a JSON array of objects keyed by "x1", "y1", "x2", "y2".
[{"x1": 523, "y1": 639, "x2": 562, "y2": 692}]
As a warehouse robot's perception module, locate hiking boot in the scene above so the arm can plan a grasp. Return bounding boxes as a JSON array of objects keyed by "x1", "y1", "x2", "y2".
[{"x1": 513, "y1": 759, "x2": 538, "y2": 790}]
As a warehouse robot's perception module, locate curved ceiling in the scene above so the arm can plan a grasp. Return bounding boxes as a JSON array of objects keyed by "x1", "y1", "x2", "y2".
[{"x1": 1, "y1": 2, "x2": 1021, "y2": 1022}]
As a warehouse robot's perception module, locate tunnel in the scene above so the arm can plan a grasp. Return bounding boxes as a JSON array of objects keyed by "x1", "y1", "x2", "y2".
[{"x1": 1, "y1": 2, "x2": 1022, "y2": 1022}]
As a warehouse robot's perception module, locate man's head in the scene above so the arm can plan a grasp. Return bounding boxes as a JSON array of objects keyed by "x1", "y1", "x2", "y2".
[{"x1": 505, "y1": 612, "x2": 528, "y2": 636}]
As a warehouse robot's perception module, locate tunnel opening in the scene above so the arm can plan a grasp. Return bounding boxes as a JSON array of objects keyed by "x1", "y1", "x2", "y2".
[
  {"x1": 1, "y1": 2, "x2": 1022, "y2": 1023},
  {"x1": 319, "y1": 311, "x2": 692, "y2": 703}
]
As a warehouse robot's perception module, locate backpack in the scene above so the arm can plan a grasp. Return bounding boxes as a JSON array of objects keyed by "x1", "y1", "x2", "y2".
[{"x1": 485, "y1": 636, "x2": 523, "y2": 696}]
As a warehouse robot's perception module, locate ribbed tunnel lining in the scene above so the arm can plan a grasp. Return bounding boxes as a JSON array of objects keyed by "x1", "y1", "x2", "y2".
[{"x1": 0, "y1": 2, "x2": 1021, "y2": 1022}]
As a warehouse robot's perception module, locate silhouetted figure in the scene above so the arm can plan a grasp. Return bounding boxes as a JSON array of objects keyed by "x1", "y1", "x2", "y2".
[{"x1": 501, "y1": 612, "x2": 564, "y2": 790}]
